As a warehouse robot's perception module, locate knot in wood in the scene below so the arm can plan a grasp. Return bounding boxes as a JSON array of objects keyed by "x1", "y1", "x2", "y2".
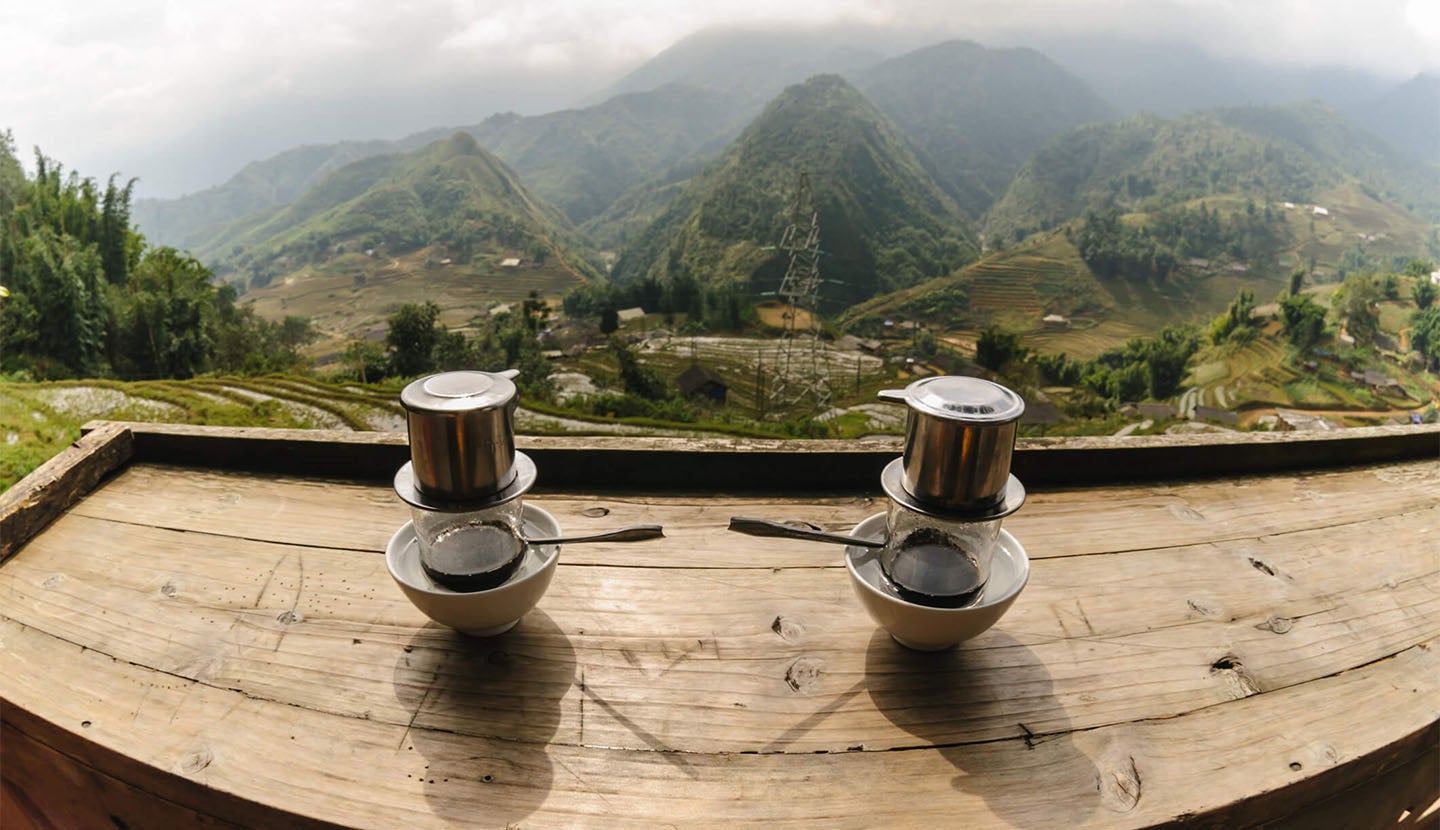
[
  {"x1": 159, "y1": 580, "x2": 180, "y2": 598},
  {"x1": 41, "y1": 573, "x2": 65, "y2": 589},
  {"x1": 580, "y1": 507, "x2": 610, "y2": 518},
  {"x1": 1255, "y1": 616, "x2": 1293, "y2": 634},
  {"x1": 176, "y1": 746, "x2": 213, "y2": 776},
  {"x1": 784, "y1": 657, "x2": 823, "y2": 695},
  {"x1": 771, "y1": 615, "x2": 807, "y2": 644},
  {"x1": 276, "y1": 610, "x2": 303, "y2": 625},
  {"x1": 1097, "y1": 755, "x2": 1142, "y2": 812},
  {"x1": 1167, "y1": 503, "x2": 1205, "y2": 522},
  {"x1": 1209, "y1": 654, "x2": 1261, "y2": 697}
]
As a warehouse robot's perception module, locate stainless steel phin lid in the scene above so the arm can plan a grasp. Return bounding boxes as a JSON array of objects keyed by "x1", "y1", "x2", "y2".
[
  {"x1": 882, "y1": 376, "x2": 1025, "y2": 424},
  {"x1": 400, "y1": 370, "x2": 518, "y2": 414}
]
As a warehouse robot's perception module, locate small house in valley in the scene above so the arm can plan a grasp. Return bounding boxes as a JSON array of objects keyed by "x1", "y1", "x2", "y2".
[{"x1": 676, "y1": 365, "x2": 727, "y2": 404}]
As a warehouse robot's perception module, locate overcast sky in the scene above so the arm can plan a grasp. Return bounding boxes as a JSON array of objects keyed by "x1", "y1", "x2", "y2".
[{"x1": 5, "y1": 0, "x2": 1437, "y2": 199}]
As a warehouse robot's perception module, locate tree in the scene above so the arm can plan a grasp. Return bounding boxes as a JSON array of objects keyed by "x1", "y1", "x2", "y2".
[
  {"x1": 1403, "y1": 259, "x2": 1436, "y2": 279},
  {"x1": 610, "y1": 336, "x2": 668, "y2": 400},
  {"x1": 277, "y1": 316, "x2": 317, "y2": 362},
  {"x1": 386, "y1": 302, "x2": 442, "y2": 377},
  {"x1": 343, "y1": 340, "x2": 387, "y2": 383},
  {"x1": 1279, "y1": 293, "x2": 1327, "y2": 352},
  {"x1": 1409, "y1": 307, "x2": 1440, "y2": 371},
  {"x1": 1140, "y1": 325, "x2": 1200, "y2": 399},
  {"x1": 1412, "y1": 280, "x2": 1436, "y2": 310},
  {"x1": 599, "y1": 307, "x2": 619, "y2": 335},
  {"x1": 975, "y1": 327, "x2": 1026, "y2": 371},
  {"x1": 1287, "y1": 267, "x2": 1305, "y2": 297},
  {"x1": 1333, "y1": 275, "x2": 1380, "y2": 346},
  {"x1": 114, "y1": 247, "x2": 216, "y2": 379},
  {"x1": 521, "y1": 290, "x2": 550, "y2": 333},
  {"x1": 1210, "y1": 289, "x2": 1256, "y2": 344}
]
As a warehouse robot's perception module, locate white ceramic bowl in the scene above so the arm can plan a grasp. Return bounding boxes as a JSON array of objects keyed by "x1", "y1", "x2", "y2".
[
  {"x1": 386, "y1": 504, "x2": 560, "y2": 636},
  {"x1": 845, "y1": 512, "x2": 1029, "y2": 651}
]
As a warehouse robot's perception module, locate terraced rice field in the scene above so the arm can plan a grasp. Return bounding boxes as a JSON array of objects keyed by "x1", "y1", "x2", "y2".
[
  {"x1": 963, "y1": 257, "x2": 1053, "y2": 316},
  {"x1": 0, "y1": 376, "x2": 415, "y2": 490},
  {"x1": 244, "y1": 252, "x2": 585, "y2": 350}
]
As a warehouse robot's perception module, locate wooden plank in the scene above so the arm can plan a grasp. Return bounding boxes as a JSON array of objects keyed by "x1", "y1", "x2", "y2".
[
  {"x1": 0, "y1": 422, "x2": 132, "y2": 562},
  {"x1": 2, "y1": 617, "x2": 1434, "y2": 828},
  {"x1": 1264, "y1": 741, "x2": 1438, "y2": 830},
  {"x1": 4, "y1": 505, "x2": 1434, "y2": 755},
  {"x1": 82, "y1": 420, "x2": 1440, "y2": 491},
  {"x1": 66, "y1": 458, "x2": 1440, "y2": 566},
  {"x1": 1, "y1": 718, "x2": 260, "y2": 830}
]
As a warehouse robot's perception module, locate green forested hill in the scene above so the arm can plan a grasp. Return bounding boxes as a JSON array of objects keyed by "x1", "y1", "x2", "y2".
[
  {"x1": 205, "y1": 132, "x2": 597, "y2": 284},
  {"x1": 134, "y1": 85, "x2": 750, "y2": 258},
  {"x1": 467, "y1": 84, "x2": 747, "y2": 227},
  {"x1": 132, "y1": 138, "x2": 418, "y2": 255},
  {"x1": 855, "y1": 40, "x2": 1116, "y2": 220},
  {"x1": 984, "y1": 102, "x2": 1440, "y2": 245},
  {"x1": 609, "y1": 74, "x2": 978, "y2": 308}
]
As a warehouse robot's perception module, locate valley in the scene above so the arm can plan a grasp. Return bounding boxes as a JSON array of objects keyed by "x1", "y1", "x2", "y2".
[{"x1": 5, "y1": 32, "x2": 1438, "y2": 491}]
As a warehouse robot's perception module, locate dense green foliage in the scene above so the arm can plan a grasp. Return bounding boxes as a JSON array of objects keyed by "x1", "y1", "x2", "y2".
[
  {"x1": 203, "y1": 132, "x2": 600, "y2": 288},
  {"x1": 975, "y1": 327, "x2": 1027, "y2": 371},
  {"x1": 855, "y1": 40, "x2": 1115, "y2": 219},
  {"x1": 985, "y1": 102, "x2": 1440, "y2": 244},
  {"x1": 1209, "y1": 289, "x2": 1260, "y2": 345},
  {"x1": 0, "y1": 136, "x2": 311, "y2": 380},
  {"x1": 376, "y1": 296, "x2": 553, "y2": 393},
  {"x1": 1037, "y1": 325, "x2": 1201, "y2": 402},
  {"x1": 1412, "y1": 280, "x2": 1436, "y2": 310},
  {"x1": 1072, "y1": 209, "x2": 1176, "y2": 282},
  {"x1": 133, "y1": 139, "x2": 399, "y2": 253},
  {"x1": 1278, "y1": 292, "x2": 1327, "y2": 350},
  {"x1": 1332, "y1": 273, "x2": 1382, "y2": 346},
  {"x1": 610, "y1": 75, "x2": 977, "y2": 309},
  {"x1": 1409, "y1": 307, "x2": 1440, "y2": 371}
]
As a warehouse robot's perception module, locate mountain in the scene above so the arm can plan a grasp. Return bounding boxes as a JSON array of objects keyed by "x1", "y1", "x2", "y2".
[
  {"x1": 610, "y1": 74, "x2": 978, "y2": 308},
  {"x1": 585, "y1": 25, "x2": 910, "y2": 109},
  {"x1": 132, "y1": 138, "x2": 414, "y2": 254},
  {"x1": 134, "y1": 84, "x2": 751, "y2": 257},
  {"x1": 209, "y1": 132, "x2": 597, "y2": 284},
  {"x1": 466, "y1": 84, "x2": 748, "y2": 227},
  {"x1": 985, "y1": 101, "x2": 1440, "y2": 244},
  {"x1": 1357, "y1": 74, "x2": 1440, "y2": 164},
  {"x1": 1029, "y1": 35, "x2": 1392, "y2": 117},
  {"x1": 853, "y1": 40, "x2": 1116, "y2": 220}
]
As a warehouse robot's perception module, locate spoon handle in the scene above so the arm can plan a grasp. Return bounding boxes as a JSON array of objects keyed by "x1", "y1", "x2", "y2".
[
  {"x1": 727, "y1": 516, "x2": 886, "y2": 548},
  {"x1": 526, "y1": 525, "x2": 665, "y2": 545}
]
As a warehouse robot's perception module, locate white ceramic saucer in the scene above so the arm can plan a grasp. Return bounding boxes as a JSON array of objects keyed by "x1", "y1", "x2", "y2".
[
  {"x1": 845, "y1": 512, "x2": 1029, "y2": 651},
  {"x1": 385, "y1": 503, "x2": 560, "y2": 636}
]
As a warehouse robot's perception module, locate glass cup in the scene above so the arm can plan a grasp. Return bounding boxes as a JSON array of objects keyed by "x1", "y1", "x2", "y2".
[
  {"x1": 880, "y1": 499, "x2": 1003, "y2": 607},
  {"x1": 411, "y1": 499, "x2": 526, "y2": 592}
]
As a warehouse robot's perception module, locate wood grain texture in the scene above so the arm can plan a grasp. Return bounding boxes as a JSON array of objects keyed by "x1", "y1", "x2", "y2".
[
  {"x1": 0, "y1": 421, "x2": 132, "y2": 561},
  {"x1": 3, "y1": 619, "x2": 1434, "y2": 829},
  {"x1": 5, "y1": 431, "x2": 1438, "y2": 828},
  {"x1": 65, "y1": 457, "x2": 1440, "y2": 566}
]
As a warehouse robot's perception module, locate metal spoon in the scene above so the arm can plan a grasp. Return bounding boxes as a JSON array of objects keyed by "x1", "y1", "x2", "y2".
[
  {"x1": 525, "y1": 525, "x2": 665, "y2": 546},
  {"x1": 727, "y1": 517, "x2": 885, "y2": 548}
]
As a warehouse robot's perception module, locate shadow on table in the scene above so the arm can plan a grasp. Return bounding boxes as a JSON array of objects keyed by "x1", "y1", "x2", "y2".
[
  {"x1": 394, "y1": 610, "x2": 575, "y2": 827},
  {"x1": 865, "y1": 629, "x2": 1098, "y2": 828}
]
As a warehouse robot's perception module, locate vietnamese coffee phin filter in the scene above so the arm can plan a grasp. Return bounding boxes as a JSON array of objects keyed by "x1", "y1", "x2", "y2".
[{"x1": 875, "y1": 376, "x2": 1026, "y2": 605}]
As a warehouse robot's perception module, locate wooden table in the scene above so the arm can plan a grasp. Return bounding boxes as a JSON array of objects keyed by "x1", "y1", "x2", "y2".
[{"x1": 3, "y1": 422, "x2": 1437, "y2": 829}]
